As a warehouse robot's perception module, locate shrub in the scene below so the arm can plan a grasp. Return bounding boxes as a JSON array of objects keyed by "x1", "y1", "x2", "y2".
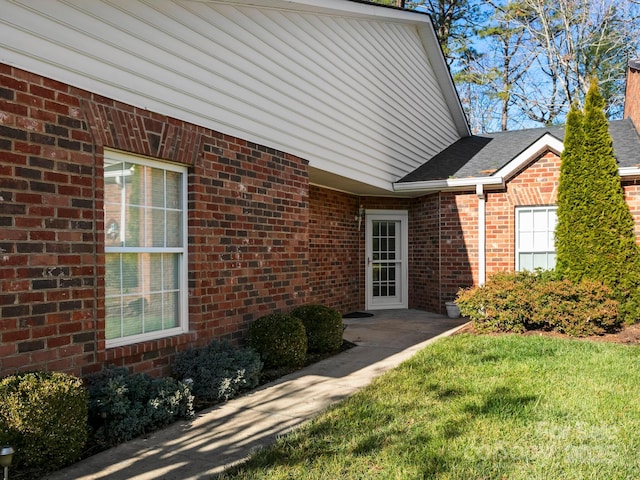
[
  {"x1": 248, "y1": 313, "x2": 307, "y2": 369},
  {"x1": 291, "y1": 304, "x2": 344, "y2": 353},
  {"x1": 0, "y1": 372, "x2": 87, "y2": 472},
  {"x1": 533, "y1": 278, "x2": 619, "y2": 336},
  {"x1": 86, "y1": 366, "x2": 194, "y2": 447},
  {"x1": 173, "y1": 341, "x2": 262, "y2": 402},
  {"x1": 456, "y1": 271, "x2": 620, "y2": 336},
  {"x1": 455, "y1": 271, "x2": 539, "y2": 333}
]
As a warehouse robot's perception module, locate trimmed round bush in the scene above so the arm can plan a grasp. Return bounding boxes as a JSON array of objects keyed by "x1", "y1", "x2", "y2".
[
  {"x1": 248, "y1": 313, "x2": 307, "y2": 369},
  {"x1": 0, "y1": 371, "x2": 88, "y2": 473},
  {"x1": 291, "y1": 304, "x2": 343, "y2": 353}
]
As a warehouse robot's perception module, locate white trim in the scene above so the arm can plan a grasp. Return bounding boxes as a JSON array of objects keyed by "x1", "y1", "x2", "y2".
[
  {"x1": 494, "y1": 134, "x2": 564, "y2": 180},
  {"x1": 393, "y1": 175, "x2": 504, "y2": 193},
  {"x1": 365, "y1": 210, "x2": 409, "y2": 310},
  {"x1": 619, "y1": 167, "x2": 640, "y2": 177}
]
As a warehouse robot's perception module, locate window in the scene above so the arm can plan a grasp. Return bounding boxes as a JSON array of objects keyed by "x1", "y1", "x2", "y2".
[
  {"x1": 516, "y1": 206, "x2": 557, "y2": 271},
  {"x1": 104, "y1": 150, "x2": 187, "y2": 347}
]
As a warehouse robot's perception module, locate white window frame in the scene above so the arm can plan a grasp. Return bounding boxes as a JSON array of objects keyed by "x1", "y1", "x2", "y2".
[
  {"x1": 515, "y1": 206, "x2": 557, "y2": 272},
  {"x1": 104, "y1": 149, "x2": 188, "y2": 348}
]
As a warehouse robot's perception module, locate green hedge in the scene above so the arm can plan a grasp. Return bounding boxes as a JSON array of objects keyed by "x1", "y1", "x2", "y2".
[
  {"x1": 0, "y1": 372, "x2": 88, "y2": 472},
  {"x1": 456, "y1": 271, "x2": 620, "y2": 336}
]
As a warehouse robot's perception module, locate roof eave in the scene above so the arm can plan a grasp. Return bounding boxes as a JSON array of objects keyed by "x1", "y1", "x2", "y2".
[{"x1": 393, "y1": 175, "x2": 504, "y2": 194}]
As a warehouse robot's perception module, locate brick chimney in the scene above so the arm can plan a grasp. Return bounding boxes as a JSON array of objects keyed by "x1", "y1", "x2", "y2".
[{"x1": 624, "y1": 59, "x2": 640, "y2": 129}]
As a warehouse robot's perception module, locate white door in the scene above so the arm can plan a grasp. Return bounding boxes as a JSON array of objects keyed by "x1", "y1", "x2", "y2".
[{"x1": 366, "y1": 211, "x2": 408, "y2": 310}]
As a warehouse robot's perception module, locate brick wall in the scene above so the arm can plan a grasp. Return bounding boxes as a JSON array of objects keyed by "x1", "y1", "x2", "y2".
[
  {"x1": 0, "y1": 65, "x2": 99, "y2": 376},
  {"x1": 439, "y1": 192, "x2": 477, "y2": 304},
  {"x1": 625, "y1": 62, "x2": 640, "y2": 129},
  {"x1": 308, "y1": 186, "x2": 361, "y2": 312},
  {"x1": 623, "y1": 180, "x2": 640, "y2": 243},
  {"x1": 408, "y1": 194, "x2": 441, "y2": 311},
  {"x1": 0, "y1": 64, "x2": 309, "y2": 378}
]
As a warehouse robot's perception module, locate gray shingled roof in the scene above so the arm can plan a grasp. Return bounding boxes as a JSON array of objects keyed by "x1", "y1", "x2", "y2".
[
  {"x1": 630, "y1": 58, "x2": 640, "y2": 70},
  {"x1": 398, "y1": 119, "x2": 640, "y2": 183}
]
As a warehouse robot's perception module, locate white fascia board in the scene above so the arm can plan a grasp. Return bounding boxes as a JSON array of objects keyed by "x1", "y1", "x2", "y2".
[
  {"x1": 393, "y1": 175, "x2": 504, "y2": 194},
  {"x1": 200, "y1": 0, "x2": 423, "y2": 21},
  {"x1": 619, "y1": 167, "x2": 640, "y2": 177},
  {"x1": 493, "y1": 133, "x2": 564, "y2": 180}
]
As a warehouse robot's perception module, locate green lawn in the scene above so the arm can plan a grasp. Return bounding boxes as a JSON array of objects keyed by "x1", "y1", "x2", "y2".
[{"x1": 218, "y1": 334, "x2": 640, "y2": 479}]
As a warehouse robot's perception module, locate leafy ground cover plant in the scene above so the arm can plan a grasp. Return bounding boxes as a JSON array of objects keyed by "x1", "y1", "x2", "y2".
[
  {"x1": 173, "y1": 341, "x2": 262, "y2": 403},
  {"x1": 86, "y1": 366, "x2": 194, "y2": 447}
]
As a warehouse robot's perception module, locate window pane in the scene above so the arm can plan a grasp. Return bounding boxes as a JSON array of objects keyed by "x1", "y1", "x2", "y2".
[
  {"x1": 105, "y1": 296, "x2": 122, "y2": 340},
  {"x1": 146, "y1": 293, "x2": 164, "y2": 332},
  {"x1": 533, "y1": 253, "x2": 548, "y2": 269},
  {"x1": 166, "y1": 171, "x2": 182, "y2": 209},
  {"x1": 151, "y1": 209, "x2": 165, "y2": 247},
  {"x1": 519, "y1": 210, "x2": 533, "y2": 230},
  {"x1": 163, "y1": 292, "x2": 179, "y2": 328},
  {"x1": 533, "y1": 231, "x2": 547, "y2": 250},
  {"x1": 520, "y1": 231, "x2": 533, "y2": 251},
  {"x1": 150, "y1": 256, "x2": 164, "y2": 291},
  {"x1": 533, "y1": 210, "x2": 547, "y2": 230},
  {"x1": 125, "y1": 206, "x2": 144, "y2": 247},
  {"x1": 121, "y1": 254, "x2": 139, "y2": 292},
  {"x1": 150, "y1": 168, "x2": 165, "y2": 208},
  {"x1": 166, "y1": 211, "x2": 182, "y2": 247},
  {"x1": 520, "y1": 253, "x2": 533, "y2": 271},
  {"x1": 162, "y1": 254, "x2": 180, "y2": 290}
]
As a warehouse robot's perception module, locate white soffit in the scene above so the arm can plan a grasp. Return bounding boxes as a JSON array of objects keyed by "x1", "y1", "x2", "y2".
[{"x1": 0, "y1": 0, "x2": 466, "y2": 193}]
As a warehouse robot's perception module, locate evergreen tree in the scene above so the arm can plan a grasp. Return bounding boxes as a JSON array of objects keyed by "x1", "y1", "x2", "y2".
[
  {"x1": 555, "y1": 104, "x2": 587, "y2": 278},
  {"x1": 555, "y1": 80, "x2": 640, "y2": 323}
]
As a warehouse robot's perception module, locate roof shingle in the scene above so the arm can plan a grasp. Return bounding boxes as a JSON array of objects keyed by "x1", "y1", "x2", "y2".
[{"x1": 398, "y1": 119, "x2": 640, "y2": 183}]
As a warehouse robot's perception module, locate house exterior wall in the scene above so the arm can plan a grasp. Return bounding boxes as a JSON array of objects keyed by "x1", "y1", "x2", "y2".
[
  {"x1": 485, "y1": 151, "x2": 560, "y2": 274},
  {"x1": 439, "y1": 192, "x2": 478, "y2": 303},
  {"x1": 625, "y1": 62, "x2": 640, "y2": 129},
  {"x1": 0, "y1": 0, "x2": 466, "y2": 195},
  {"x1": 308, "y1": 186, "x2": 361, "y2": 312},
  {"x1": 408, "y1": 194, "x2": 441, "y2": 312},
  {"x1": 0, "y1": 64, "x2": 309, "y2": 378}
]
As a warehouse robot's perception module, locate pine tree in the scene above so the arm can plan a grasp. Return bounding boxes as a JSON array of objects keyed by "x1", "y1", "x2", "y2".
[{"x1": 555, "y1": 80, "x2": 640, "y2": 323}]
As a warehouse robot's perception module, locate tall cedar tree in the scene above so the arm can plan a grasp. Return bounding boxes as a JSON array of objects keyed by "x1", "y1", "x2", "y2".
[{"x1": 555, "y1": 81, "x2": 640, "y2": 323}]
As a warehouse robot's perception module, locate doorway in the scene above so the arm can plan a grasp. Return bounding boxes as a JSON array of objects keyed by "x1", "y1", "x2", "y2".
[{"x1": 365, "y1": 210, "x2": 408, "y2": 310}]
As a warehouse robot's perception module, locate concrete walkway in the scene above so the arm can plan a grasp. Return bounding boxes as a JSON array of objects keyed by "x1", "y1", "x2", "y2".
[{"x1": 45, "y1": 310, "x2": 468, "y2": 480}]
